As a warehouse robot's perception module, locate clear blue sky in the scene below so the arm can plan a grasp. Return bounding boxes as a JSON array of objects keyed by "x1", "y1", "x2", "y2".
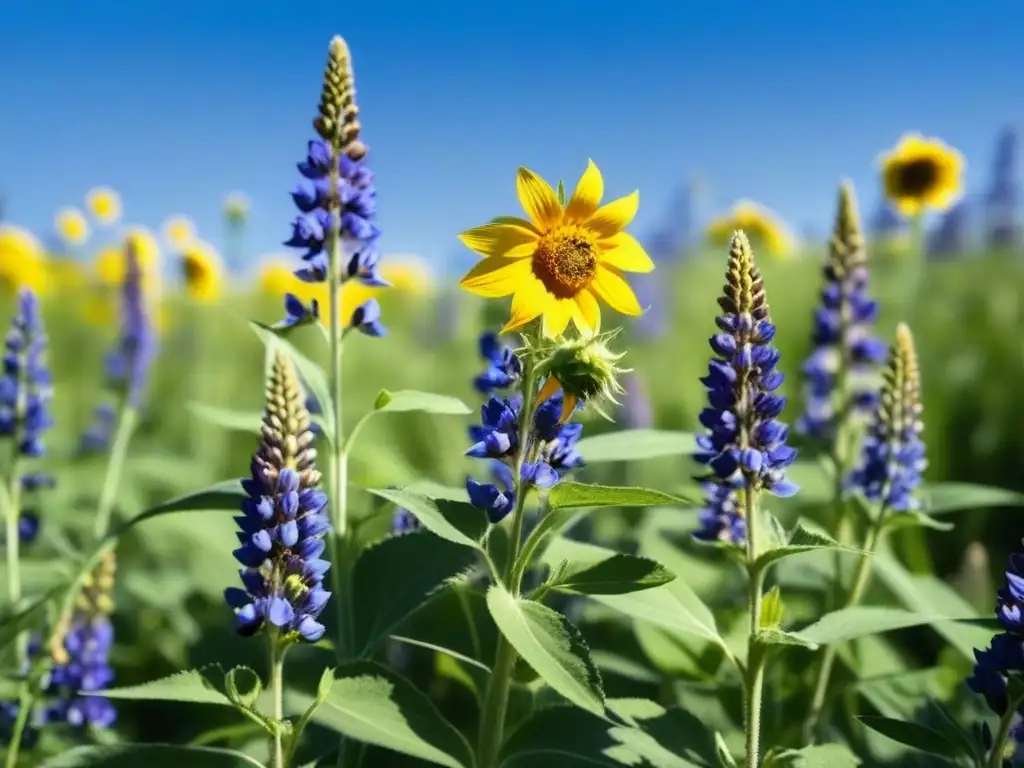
[{"x1": 0, "y1": 0, "x2": 1019, "y2": 272}]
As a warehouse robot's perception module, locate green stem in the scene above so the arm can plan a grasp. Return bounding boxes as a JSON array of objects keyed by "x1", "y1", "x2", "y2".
[
  {"x1": 91, "y1": 404, "x2": 138, "y2": 541},
  {"x1": 477, "y1": 354, "x2": 537, "y2": 768},
  {"x1": 4, "y1": 688, "x2": 34, "y2": 768},
  {"x1": 743, "y1": 484, "x2": 766, "y2": 768},
  {"x1": 269, "y1": 637, "x2": 287, "y2": 768},
  {"x1": 987, "y1": 700, "x2": 1019, "y2": 768}
]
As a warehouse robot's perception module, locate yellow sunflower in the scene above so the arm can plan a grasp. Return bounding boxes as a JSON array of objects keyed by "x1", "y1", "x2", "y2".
[
  {"x1": 458, "y1": 161, "x2": 653, "y2": 336},
  {"x1": 54, "y1": 207, "x2": 90, "y2": 246},
  {"x1": 95, "y1": 227, "x2": 161, "y2": 287},
  {"x1": 224, "y1": 192, "x2": 250, "y2": 225},
  {"x1": 163, "y1": 215, "x2": 197, "y2": 249},
  {"x1": 257, "y1": 259, "x2": 301, "y2": 295},
  {"x1": 878, "y1": 133, "x2": 964, "y2": 217},
  {"x1": 706, "y1": 201, "x2": 794, "y2": 258},
  {"x1": 85, "y1": 186, "x2": 123, "y2": 225},
  {"x1": 180, "y1": 240, "x2": 224, "y2": 302},
  {"x1": 381, "y1": 256, "x2": 433, "y2": 296},
  {"x1": 0, "y1": 225, "x2": 48, "y2": 294}
]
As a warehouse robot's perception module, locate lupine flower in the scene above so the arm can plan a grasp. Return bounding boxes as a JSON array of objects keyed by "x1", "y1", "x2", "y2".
[
  {"x1": 474, "y1": 331, "x2": 522, "y2": 395},
  {"x1": 281, "y1": 37, "x2": 387, "y2": 336},
  {"x1": 985, "y1": 127, "x2": 1020, "y2": 250},
  {"x1": 105, "y1": 237, "x2": 157, "y2": 409},
  {"x1": 796, "y1": 182, "x2": 886, "y2": 443},
  {"x1": 846, "y1": 323, "x2": 926, "y2": 513},
  {"x1": 78, "y1": 403, "x2": 117, "y2": 455},
  {"x1": 692, "y1": 231, "x2": 799, "y2": 545},
  {"x1": 225, "y1": 352, "x2": 331, "y2": 643}
]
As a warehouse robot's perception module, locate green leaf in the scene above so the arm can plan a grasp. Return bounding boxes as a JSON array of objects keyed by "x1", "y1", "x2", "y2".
[
  {"x1": 857, "y1": 716, "x2": 970, "y2": 762},
  {"x1": 755, "y1": 521, "x2": 862, "y2": 571},
  {"x1": 94, "y1": 666, "x2": 231, "y2": 706},
  {"x1": 605, "y1": 698, "x2": 718, "y2": 768},
  {"x1": 757, "y1": 628, "x2": 818, "y2": 651},
  {"x1": 764, "y1": 744, "x2": 861, "y2": 767},
  {"x1": 574, "y1": 429, "x2": 696, "y2": 463},
  {"x1": 548, "y1": 482, "x2": 694, "y2": 511},
  {"x1": 497, "y1": 705, "x2": 626, "y2": 767},
  {"x1": 715, "y1": 733, "x2": 739, "y2": 768},
  {"x1": 367, "y1": 488, "x2": 485, "y2": 550},
  {"x1": 486, "y1": 584, "x2": 606, "y2": 717},
  {"x1": 117, "y1": 479, "x2": 245, "y2": 534},
  {"x1": 759, "y1": 586, "x2": 784, "y2": 629},
  {"x1": 186, "y1": 402, "x2": 260, "y2": 434},
  {"x1": 249, "y1": 321, "x2": 335, "y2": 440},
  {"x1": 882, "y1": 510, "x2": 954, "y2": 532},
  {"x1": 307, "y1": 661, "x2": 475, "y2": 768},
  {"x1": 224, "y1": 666, "x2": 262, "y2": 710},
  {"x1": 0, "y1": 585, "x2": 66, "y2": 653},
  {"x1": 372, "y1": 389, "x2": 471, "y2": 415},
  {"x1": 792, "y1": 607, "x2": 954, "y2": 646},
  {"x1": 546, "y1": 551, "x2": 675, "y2": 596},
  {"x1": 352, "y1": 531, "x2": 478, "y2": 655},
  {"x1": 41, "y1": 745, "x2": 264, "y2": 768},
  {"x1": 925, "y1": 482, "x2": 1024, "y2": 514}
]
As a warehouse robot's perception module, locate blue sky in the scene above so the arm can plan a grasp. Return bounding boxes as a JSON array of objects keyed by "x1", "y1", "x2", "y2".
[{"x1": 0, "y1": 0, "x2": 1019, "y2": 273}]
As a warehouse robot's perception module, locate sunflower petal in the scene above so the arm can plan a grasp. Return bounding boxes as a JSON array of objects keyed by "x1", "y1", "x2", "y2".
[
  {"x1": 599, "y1": 232, "x2": 655, "y2": 273},
  {"x1": 460, "y1": 256, "x2": 532, "y2": 298},
  {"x1": 542, "y1": 298, "x2": 574, "y2": 337},
  {"x1": 587, "y1": 190, "x2": 640, "y2": 238},
  {"x1": 517, "y1": 168, "x2": 563, "y2": 230},
  {"x1": 503, "y1": 275, "x2": 549, "y2": 332},
  {"x1": 564, "y1": 159, "x2": 604, "y2": 222},
  {"x1": 459, "y1": 221, "x2": 538, "y2": 259},
  {"x1": 536, "y1": 375, "x2": 561, "y2": 405},
  {"x1": 591, "y1": 265, "x2": 643, "y2": 316},
  {"x1": 574, "y1": 288, "x2": 601, "y2": 333}
]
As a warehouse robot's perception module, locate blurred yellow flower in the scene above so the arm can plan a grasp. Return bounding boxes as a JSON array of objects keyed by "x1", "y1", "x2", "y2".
[
  {"x1": 878, "y1": 133, "x2": 964, "y2": 217},
  {"x1": 706, "y1": 201, "x2": 794, "y2": 258},
  {"x1": 95, "y1": 227, "x2": 161, "y2": 287},
  {"x1": 54, "y1": 207, "x2": 90, "y2": 246},
  {"x1": 257, "y1": 259, "x2": 301, "y2": 295},
  {"x1": 163, "y1": 215, "x2": 196, "y2": 249},
  {"x1": 85, "y1": 187, "x2": 123, "y2": 225},
  {"x1": 180, "y1": 239, "x2": 224, "y2": 302},
  {"x1": 0, "y1": 225, "x2": 48, "y2": 294},
  {"x1": 224, "y1": 192, "x2": 250, "y2": 224},
  {"x1": 48, "y1": 257, "x2": 89, "y2": 295},
  {"x1": 381, "y1": 256, "x2": 433, "y2": 296}
]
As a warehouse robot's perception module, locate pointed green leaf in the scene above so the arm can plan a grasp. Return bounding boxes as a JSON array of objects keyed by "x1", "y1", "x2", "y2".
[
  {"x1": 925, "y1": 482, "x2": 1024, "y2": 514},
  {"x1": 605, "y1": 698, "x2": 718, "y2": 768},
  {"x1": 352, "y1": 531, "x2": 478, "y2": 655},
  {"x1": 41, "y1": 745, "x2": 264, "y2": 768},
  {"x1": 372, "y1": 389, "x2": 471, "y2": 415},
  {"x1": 755, "y1": 522, "x2": 862, "y2": 571},
  {"x1": 307, "y1": 661, "x2": 475, "y2": 768},
  {"x1": 367, "y1": 488, "x2": 485, "y2": 550},
  {"x1": 857, "y1": 716, "x2": 970, "y2": 762},
  {"x1": 757, "y1": 628, "x2": 818, "y2": 650},
  {"x1": 224, "y1": 666, "x2": 262, "y2": 709},
  {"x1": 486, "y1": 584, "x2": 606, "y2": 717},
  {"x1": 498, "y1": 705, "x2": 626, "y2": 767},
  {"x1": 548, "y1": 482, "x2": 694, "y2": 511},
  {"x1": 715, "y1": 733, "x2": 739, "y2": 768},
  {"x1": 574, "y1": 430, "x2": 696, "y2": 463},
  {"x1": 547, "y1": 551, "x2": 675, "y2": 596},
  {"x1": 764, "y1": 744, "x2": 861, "y2": 767},
  {"x1": 403, "y1": 480, "x2": 470, "y2": 503},
  {"x1": 759, "y1": 586, "x2": 784, "y2": 629},
  {"x1": 93, "y1": 666, "x2": 231, "y2": 706},
  {"x1": 118, "y1": 479, "x2": 245, "y2": 533},
  {"x1": 186, "y1": 402, "x2": 261, "y2": 434},
  {"x1": 792, "y1": 607, "x2": 956, "y2": 646},
  {"x1": 882, "y1": 510, "x2": 954, "y2": 532}
]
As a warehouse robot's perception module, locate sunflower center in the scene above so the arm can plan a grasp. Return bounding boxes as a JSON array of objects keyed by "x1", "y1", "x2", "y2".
[
  {"x1": 533, "y1": 228, "x2": 597, "y2": 298},
  {"x1": 894, "y1": 158, "x2": 939, "y2": 197},
  {"x1": 183, "y1": 254, "x2": 206, "y2": 284}
]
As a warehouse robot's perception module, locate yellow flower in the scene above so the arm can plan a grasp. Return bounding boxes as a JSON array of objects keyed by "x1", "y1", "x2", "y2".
[
  {"x1": 0, "y1": 225, "x2": 48, "y2": 294},
  {"x1": 224, "y1": 192, "x2": 250, "y2": 224},
  {"x1": 706, "y1": 201, "x2": 794, "y2": 258},
  {"x1": 458, "y1": 160, "x2": 653, "y2": 337},
  {"x1": 257, "y1": 259, "x2": 302, "y2": 295},
  {"x1": 163, "y1": 215, "x2": 196, "y2": 249},
  {"x1": 95, "y1": 227, "x2": 161, "y2": 287},
  {"x1": 381, "y1": 256, "x2": 433, "y2": 296},
  {"x1": 54, "y1": 207, "x2": 90, "y2": 246},
  {"x1": 878, "y1": 133, "x2": 964, "y2": 217},
  {"x1": 180, "y1": 239, "x2": 224, "y2": 302},
  {"x1": 85, "y1": 187, "x2": 123, "y2": 225},
  {"x1": 48, "y1": 258, "x2": 89, "y2": 295}
]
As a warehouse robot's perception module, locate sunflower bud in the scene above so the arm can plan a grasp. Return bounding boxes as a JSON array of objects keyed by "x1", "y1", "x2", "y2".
[{"x1": 534, "y1": 331, "x2": 628, "y2": 422}]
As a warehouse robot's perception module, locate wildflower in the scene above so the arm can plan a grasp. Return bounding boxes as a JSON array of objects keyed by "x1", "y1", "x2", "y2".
[
  {"x1": 706, "y1": 200, "x2": 794, "y2": 258},
  {"x1": 224, "y1": 192, "x2": 250, "y2": 225},
  {"x1": 163, "y1": 215, "x2": 197, "y2": 249},
  {"x1": 78, "y1": 404, "x2": 116, "y2": 455},
  {"x1": 53, "y1": 207, "x2": 90, "y2": 246},
  {"x1": 349, "y1": 298, "x2": 386, "y2": 337},
  {"x1": 105, "y1": 237, "x2": 157, "y2": 408},
  {"x1": 225, "y1": 352, "x2": 331, "y2": 642},
  {"x1": 45, "y1": 550, "x2": 118, "y2": 729},
  {"x1": 180, "y1": 239, "x2": 224, "y2": 302},
  {"x1": 796, "y1": 182, "x2": 885, "y2": 442},
  {"x1": 474, "y1": 331, "x2": 522, "y2": 395},
  {"x1": 846, "y1": 323, "x2": 926, "y2": 512},
  {"x1": 692, "y1": 231, "x2": 799, "y2": 545},
  {"x1": 392, "y1": 507, "x2": 421, "y2": 534},
  {"x1": 458, "y1": 160, "x2": 653, "y2": 337},
  {"x1": 85, "y1": 187, "x2": 122, "y2": 226},
  {"x1": 94, "y1": 227, "x2": 161, "y2": 289},
  {"x1": 879, "y1": 133, "x2": 964, "y2": 217},
  {"x1": 0, "y1": 225, "x2": 48, "y2": 294}
]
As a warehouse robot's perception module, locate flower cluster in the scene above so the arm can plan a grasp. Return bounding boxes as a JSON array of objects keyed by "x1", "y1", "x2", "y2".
[
  {"x1": 474, "y1": 332, "x2": 522, "y2": 395},
  {"x1": 797, "y1": 183, "x2": 885, "y2": 442},
  {"x1": 0, "y1": 289, "x2": 54, "y2": 543},
  {"x1": 281, "y1": 36, "x2": 386, "y2": 337},
  {"x1": 692, "y1": 231, "x2": 798, "y2": 545},
  {"x1": 226, "y1": 352, "x2": 331, "y2": 643},
  {"x1": 846, "y1": 323, "x2": 926, "y2": 512}
]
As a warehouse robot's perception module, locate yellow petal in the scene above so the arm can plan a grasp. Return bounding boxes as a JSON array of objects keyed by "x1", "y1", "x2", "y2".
[
  {"x1": 599, "y1": 232, "x2": 655, "y2": 273},
  {"x1": 591, "y1": 265, "x2": 643, "y2": 316},
  {"x1": 574, "y1": 288, "x2": 601, "y2": 333},
  {"x1": 460, "y1": 256, "x2": 532, "y2": 298},
  {"x1": 459, "y1": 221, "x2": 538, "y2": 258},
  {"x1": 516, "y1": 168, "x2": 563, "y2": 230},
  {"x1": 559, "y1": 394, "x2": 578, "y2": 424},
  {"x1": 503, "y1": 275, "x2": 549, "y2": 332},
  {"x1": 564, "y1": 159, "x2": 604, "y2": 222},
  {"x1": 536, "y1": 375, "x2": 561, "y2": 405},
  {"x1": 587, "y1": 190, "x2": 639, "y2": 238},
  {"x1": 542, "y1": 297, "x2": 574, "y2": 337}
]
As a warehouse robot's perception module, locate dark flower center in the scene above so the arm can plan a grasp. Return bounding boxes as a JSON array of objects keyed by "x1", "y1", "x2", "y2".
[
  {"x1": 893, "y1": 158, "x2": 940, "y2": 197},
  {"x1": 183, "y1": 254, "x2": 207, "y2": 284},
  {"x1": 533, "y1": 228, "x2": 598, "y2": 298}
]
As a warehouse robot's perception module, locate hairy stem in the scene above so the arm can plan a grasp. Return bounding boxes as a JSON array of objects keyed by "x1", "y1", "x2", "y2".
[
  {"x1": 92, "y1": 404, "x2": 139, "y2": 541},
  {"x1": 987, "y1": 699, "x2": 1019, "y2": 768},
  {"x1": 269, "y1": 638, "x2": 287, "y2": 768},
  {"x1": 743, "y1": 484, "x2": 766, "y2": 768}
]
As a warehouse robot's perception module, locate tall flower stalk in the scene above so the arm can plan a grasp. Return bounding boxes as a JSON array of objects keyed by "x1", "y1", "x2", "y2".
[
  {"x1": 691, "y1": 231, "x2": 798, "y2": 767},
  {"x1": 804, "y1": 323, "x2": 926, "y2": 737}
]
